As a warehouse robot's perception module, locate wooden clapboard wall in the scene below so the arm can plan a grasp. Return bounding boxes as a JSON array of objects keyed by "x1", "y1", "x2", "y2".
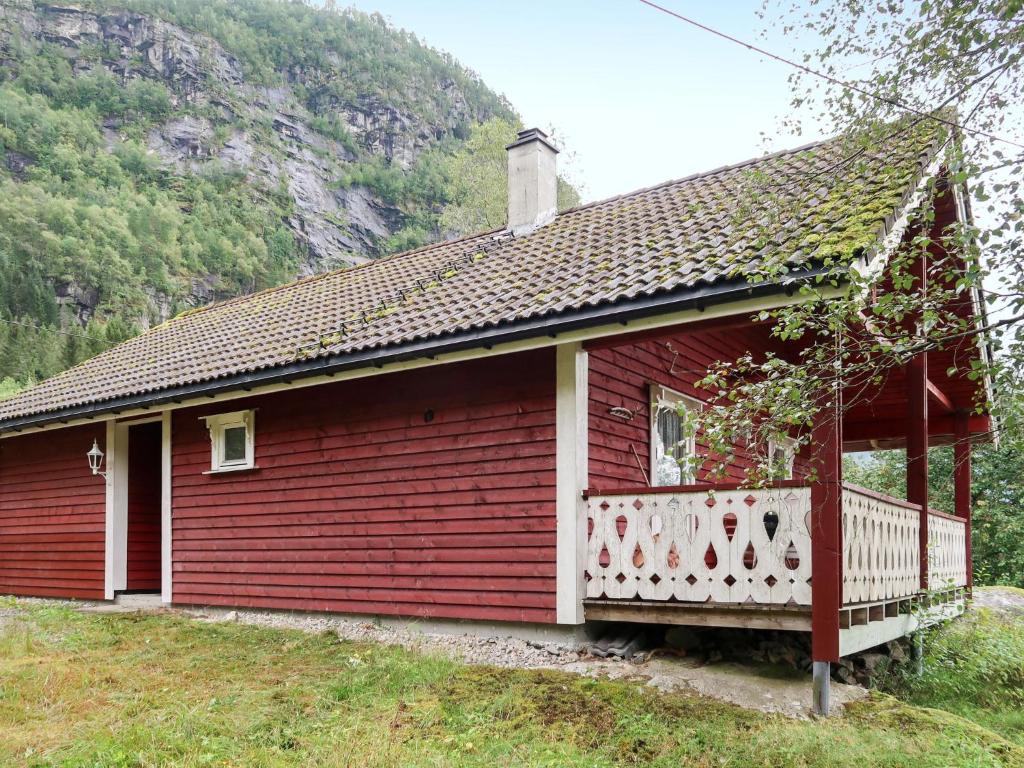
[
  {"x1": 588, "y1": 327, "x2": 812, "y2": 488},
  {"x1": 170, "y1": 348, "x2": 558, "y2": 623},
  {"x1": 0, "y1": 423, "x2": 107, "y2": 599}
]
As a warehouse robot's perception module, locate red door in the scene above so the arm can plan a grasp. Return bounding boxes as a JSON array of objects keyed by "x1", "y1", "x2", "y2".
[{"x1": 126, "y1": 422, "x2": 162, "y2": 592}]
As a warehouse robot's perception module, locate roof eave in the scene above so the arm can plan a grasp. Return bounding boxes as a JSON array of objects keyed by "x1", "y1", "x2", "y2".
[{"x1": 0, "y1": 268, "x2": 834, "y2": 434}]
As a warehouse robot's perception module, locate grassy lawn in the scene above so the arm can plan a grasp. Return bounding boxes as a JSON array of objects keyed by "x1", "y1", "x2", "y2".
[
  {"x1": 879, "y1": 596, "x2": 1024, "y2": 747},
  {"x1": 1, "y1": 600, "x2": 1022, "y2": 767}
]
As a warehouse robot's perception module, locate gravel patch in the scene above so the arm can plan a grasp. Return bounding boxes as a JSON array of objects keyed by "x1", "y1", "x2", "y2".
[{"x1": 184, "y1": 607, "x2": 585, "y2": 668}]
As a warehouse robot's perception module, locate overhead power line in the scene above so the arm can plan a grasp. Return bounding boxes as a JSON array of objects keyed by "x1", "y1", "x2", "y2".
[
  {"x1": 0, "y1": 316, "x2": 116, "y2": 345},
  {"x1": 635, "y1": 0, "x2": 1024, "y2": 150}
]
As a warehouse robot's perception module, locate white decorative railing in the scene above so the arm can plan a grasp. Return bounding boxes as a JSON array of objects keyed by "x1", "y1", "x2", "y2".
[
  {"x1": 842, "y1": 485, "x2": 921, "y2": 604},
  {"x1": 585, "y1": 486, "x2": 812, "y2": 606},
  {"x1": 928, "y1": 510, "x2": 968, "y2": 589}
]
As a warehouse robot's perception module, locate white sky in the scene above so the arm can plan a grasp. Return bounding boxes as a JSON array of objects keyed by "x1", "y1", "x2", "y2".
[{"x1": 345, "y1": 0, "x2": 823, "y2": 203}]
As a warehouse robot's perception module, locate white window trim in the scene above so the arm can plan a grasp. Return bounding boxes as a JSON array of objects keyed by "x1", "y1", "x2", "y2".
[
  {"x1": 767, "y1": 436, "x2": 797, "y2": 480},
  {"x1": 203, "y1": 409, "x2": 256, "y2": 473},
  {"x1": 649, "y1": 384, "x2": 702, "y2": 487}
]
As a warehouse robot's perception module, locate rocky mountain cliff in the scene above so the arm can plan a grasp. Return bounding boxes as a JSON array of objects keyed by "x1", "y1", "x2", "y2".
[
  {"x1": 0, "y1": 0, "x2": 521, "y2": 385},
  {"x1": 3, "y1": 0, "x2": 516, "y2": 272}
]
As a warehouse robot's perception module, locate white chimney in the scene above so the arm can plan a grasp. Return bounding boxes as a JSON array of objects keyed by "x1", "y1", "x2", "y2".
[{"x1": 506, "y1": 128, "x2": 559, "y2": 235}]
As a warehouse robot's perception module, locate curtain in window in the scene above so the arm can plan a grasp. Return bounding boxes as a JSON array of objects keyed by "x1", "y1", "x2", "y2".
[{"x1": 655, "y1": 406, "x2": 684, "y2": 486}]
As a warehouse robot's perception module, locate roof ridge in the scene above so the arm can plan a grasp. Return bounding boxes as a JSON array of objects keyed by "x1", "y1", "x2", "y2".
[{"x1": 554, "y1": 135, "x2": 834, "y2": 218}]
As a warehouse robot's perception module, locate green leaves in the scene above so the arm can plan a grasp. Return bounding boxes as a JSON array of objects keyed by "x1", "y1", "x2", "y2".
[
  {"x1": 0, "y1": 74, "x2": 302, "y2": 382},
  {"x1": 0, "y1": 0, "x2": 540, "y2": 385},
  {"x1": 727, "y1": 0, "x2": 1024, "y2": 484}
]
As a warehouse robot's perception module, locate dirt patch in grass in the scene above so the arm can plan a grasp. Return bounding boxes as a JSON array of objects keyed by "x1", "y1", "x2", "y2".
[{"x1": 438, "y1": 667, "x2": 621, "y2": 748}]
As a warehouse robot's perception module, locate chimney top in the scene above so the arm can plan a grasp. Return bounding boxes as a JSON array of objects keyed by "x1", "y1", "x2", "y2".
[
  {"x1": 506, "y1": 128, "x2": 559, "y2": 154},
  {"x1": 506, "y1": 127, "x2": 559, "y2": 236}
]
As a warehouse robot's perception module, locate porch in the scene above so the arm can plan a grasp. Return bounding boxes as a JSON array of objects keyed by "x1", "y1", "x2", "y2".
[{"x1": 582, "y1": 482, "x2": 969, "y2": 655}]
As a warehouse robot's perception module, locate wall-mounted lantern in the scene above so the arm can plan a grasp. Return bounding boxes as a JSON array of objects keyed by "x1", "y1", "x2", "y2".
[{"x1": 87, "y1": 439, "x2": 107, "y2": 479}]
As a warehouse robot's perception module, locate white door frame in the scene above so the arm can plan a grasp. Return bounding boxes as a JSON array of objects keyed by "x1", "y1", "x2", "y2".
[
  {"x1": 103, "y1": 413, "x2": 172, "y2": 602},
  {"x1": 161, "y1": 410, "x2": 172, "y2": 604},
  {"x1": 555, "y1": 342, "x2": 589, "y2": 624},
  {"x1": 102, "y1": 419, "x2": 119, "y2": 600}
]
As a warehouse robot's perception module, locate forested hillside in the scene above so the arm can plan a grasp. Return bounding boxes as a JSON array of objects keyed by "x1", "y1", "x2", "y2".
[{"x1": 0, "y1": 0, "x2": 577, "y2": 391}]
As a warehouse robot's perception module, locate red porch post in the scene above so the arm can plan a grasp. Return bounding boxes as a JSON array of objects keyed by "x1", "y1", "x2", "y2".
[
  {"x1": 954, "y1": 411, "x2": 973, "y2": 592},
  {"x1": 810, "y1": 385, "x2": 842, "y2": 715},
  {"x1": 907, "y1": 253, "x2": 930, "y2": 590},
  {"x1": 907, "y1": 349, "x2": 929, "y2": 590}
]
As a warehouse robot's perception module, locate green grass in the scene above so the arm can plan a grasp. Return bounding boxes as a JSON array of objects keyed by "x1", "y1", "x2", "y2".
[
  {"x1": 878, "y1": 604, "x2": 1024, "y2": 746},
  {"x1": 1, "y1": 604, "x2": 1022, "y2": 767}
]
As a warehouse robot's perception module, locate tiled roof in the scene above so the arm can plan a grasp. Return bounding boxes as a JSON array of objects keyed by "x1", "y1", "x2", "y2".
[{"x1": 0, "y1": 128, "x2": 941, "y2": 428}]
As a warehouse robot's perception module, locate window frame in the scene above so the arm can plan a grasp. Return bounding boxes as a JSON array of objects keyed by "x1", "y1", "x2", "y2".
[
  {"x1": 767, "y1": 436, "x2": 797, "y2": 480},
  {"x1": 649, "y1": 384, "x2": 702, "y2": 487},
  {"x1": 203, "y1": 409, "x2": 256, "y2": 473}
]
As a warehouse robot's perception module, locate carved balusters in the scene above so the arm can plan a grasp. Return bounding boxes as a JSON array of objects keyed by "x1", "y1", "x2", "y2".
[
  {"x1": 585, "y1": 488, "x2": 813, "y2": 605},
  {"x1": 927, "y1": 512, "x2": 968, "y2": 589},
  {"x1": 841, "y1": 487, "x2": 923, "y2": 604}
]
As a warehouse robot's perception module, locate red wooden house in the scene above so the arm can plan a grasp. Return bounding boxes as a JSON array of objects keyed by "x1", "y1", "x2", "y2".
[{"x1": 0, "y1": 128, "x2": 989, "y2": 714}]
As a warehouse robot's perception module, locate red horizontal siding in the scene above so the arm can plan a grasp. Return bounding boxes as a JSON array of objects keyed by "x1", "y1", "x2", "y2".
[
  {"x1": 171, "y1": 349, "x2": 557, "y2": 623},
  {"x1": 0, "y1": 424, "x2": 106, "y2": 599},
  {"x1": 589, "y1": 328, "x2": 810, "y2": 487}
]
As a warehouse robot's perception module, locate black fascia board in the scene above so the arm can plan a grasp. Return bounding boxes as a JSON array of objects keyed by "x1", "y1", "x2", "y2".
[{"x1": 0, "y1": 269, "x2": 832, "y2": 433}]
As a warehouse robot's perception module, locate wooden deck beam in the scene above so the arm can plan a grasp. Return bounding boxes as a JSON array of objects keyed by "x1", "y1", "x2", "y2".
[
  {"x1": 843, "y1": 414, "x2": 990, "y2": 443},
  {"x1": 583, "y1": 600, "x2": 811, "y2": 631}
]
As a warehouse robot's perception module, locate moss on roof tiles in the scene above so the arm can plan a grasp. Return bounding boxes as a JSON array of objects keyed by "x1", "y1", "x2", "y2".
[{"x1": 0, "y1": 125, "x2": 945, "y2": 426}]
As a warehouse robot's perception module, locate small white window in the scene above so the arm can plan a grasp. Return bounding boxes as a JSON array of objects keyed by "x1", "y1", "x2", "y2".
[
  {"x1": 204, "y1": 410, "x2": 255, "y2": 472},
  {"x1": 767, "y1": 437, "x2": 797, "y2": 480},
  {"x1": 650, "y1": 385, "x2": 701, "y2": 487}
]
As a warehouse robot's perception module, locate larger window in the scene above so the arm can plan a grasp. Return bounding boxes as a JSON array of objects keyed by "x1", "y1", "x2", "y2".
[
  {"x1": 204, "y1": 410, "x2": 255, "y2": 473},
  {"x1": 650, "y1": 385, "x2": 701, "y2": 486}
]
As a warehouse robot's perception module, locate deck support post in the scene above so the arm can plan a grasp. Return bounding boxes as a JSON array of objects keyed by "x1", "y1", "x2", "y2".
[
  {"x1": 812, "y1": 661, "x2": 831, "y2": 717},
  {"x1": 810, "y1": 377, "x2": 842, "y2": 715},
  {"x1": 954, "y1": 411, "x2": 972, "y2": 593}
]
